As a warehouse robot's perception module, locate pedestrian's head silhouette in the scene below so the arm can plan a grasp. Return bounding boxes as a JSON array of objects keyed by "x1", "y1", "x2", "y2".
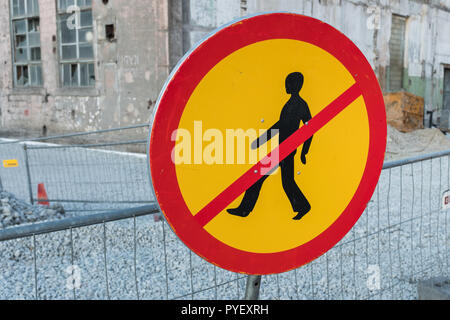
[{"x1": 285, "y1": 72, "x2": 304, "y2": 95}]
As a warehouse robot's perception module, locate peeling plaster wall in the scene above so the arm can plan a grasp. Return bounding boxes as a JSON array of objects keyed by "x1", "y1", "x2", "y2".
[
  {"x1": 400, "y1": 2, "x2": 450, "y2": 117},
  {"x1": 0, "y1": 0, "x2": 169, "y2": 135},
  {"x1": 182, "y1": 0, "x2": 242, "y2": 49},
  {"x1": 182, "y1": 0, "x2": 450, "y2": 124}
]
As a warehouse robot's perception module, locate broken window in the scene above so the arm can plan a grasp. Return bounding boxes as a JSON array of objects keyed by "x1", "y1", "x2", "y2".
[
  {"x1": 388, "y1": 14, "x2": 406, "y2": 92},
  {"x1": 444, "y1": 68, "x2": 450, "y2": 111},
  {"x1": 10, "y1": 0, "x2": 43, "y2": 87},
  {"x1": 57, "y1": 0, "x2": 95, "y2": 87},
  {"x1": 105, "y1": 24, "x2": 115, "y2": 41}
]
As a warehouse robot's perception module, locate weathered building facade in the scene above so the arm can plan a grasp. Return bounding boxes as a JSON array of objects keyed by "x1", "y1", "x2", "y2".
[
  {"x1": 1, "y1": 0, "x2": 450, "y2": 135},
  {"x1": 0, "y1": 0, "x2": 169, "y2": 135}
]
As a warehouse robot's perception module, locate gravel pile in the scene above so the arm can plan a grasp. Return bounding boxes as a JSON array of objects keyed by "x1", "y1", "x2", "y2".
[
  {"x1": 0, "y1": 191, "x2": 66, "y2": 229},
  {"x1": 0, "y1": 160, "x2": 448, "y2": 300}
]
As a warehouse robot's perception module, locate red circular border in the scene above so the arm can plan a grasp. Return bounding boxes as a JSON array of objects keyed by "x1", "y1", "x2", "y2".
[{"x1": 149, "y1": 13, "x2": 386, "y2": 275}]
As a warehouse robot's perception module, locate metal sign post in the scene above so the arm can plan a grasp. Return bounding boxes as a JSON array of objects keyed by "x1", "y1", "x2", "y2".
[{"x1": 244, "y1": 275, "x2": 262, "y2": 300}]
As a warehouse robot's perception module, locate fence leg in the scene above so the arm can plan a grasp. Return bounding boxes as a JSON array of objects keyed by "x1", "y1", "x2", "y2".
[
  {"x1": 23, "y1": 144, "x2": 34, "y2": 204},
  {"x1": 244, "y1": 275, "x2": 262, "y2": 300}
]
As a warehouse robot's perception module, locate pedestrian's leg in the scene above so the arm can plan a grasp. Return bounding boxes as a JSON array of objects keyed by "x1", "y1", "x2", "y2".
[
  {"x1": 280, "y1": 155, "x2": 311, "y2": 220},
  {"x1": 227, "y1": 174, "x2": 268, "y2": 217}
]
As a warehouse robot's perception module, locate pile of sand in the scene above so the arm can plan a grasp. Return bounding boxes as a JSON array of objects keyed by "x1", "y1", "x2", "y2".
[{"x1": 385, "y1": 125, "x2": 450, "y2": 160}]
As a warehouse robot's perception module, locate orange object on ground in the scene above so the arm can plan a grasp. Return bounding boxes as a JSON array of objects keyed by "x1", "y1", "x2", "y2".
[{"x1": 37, "y1": 183, "x2": 49, "y2": 206}]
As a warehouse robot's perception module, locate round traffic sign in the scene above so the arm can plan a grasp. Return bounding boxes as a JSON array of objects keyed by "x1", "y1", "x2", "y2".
[{"x1": 148, "y1": 13, "x2": 386, "y2": 275}]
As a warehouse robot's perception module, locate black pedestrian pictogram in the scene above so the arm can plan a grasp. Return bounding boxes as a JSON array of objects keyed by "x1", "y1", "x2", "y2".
[{"x1": 227, "y1": 72, "x2": 313, "y2": 220}]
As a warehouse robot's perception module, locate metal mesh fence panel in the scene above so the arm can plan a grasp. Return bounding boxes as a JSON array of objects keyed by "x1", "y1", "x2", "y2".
[{"x1": 0, "y1": 127, "x2": 448, "y2": 300}]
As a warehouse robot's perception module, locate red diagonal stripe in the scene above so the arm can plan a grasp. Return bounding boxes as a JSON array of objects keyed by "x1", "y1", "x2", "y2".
[{"x1": 194, "y1": 83, "x2": 362, "y2": 227}]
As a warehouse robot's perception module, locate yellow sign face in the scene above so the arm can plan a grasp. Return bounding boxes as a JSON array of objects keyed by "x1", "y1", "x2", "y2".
[
  {"x1": 174, "y1": 39, "x2": 369, "y2": 253},
  {"x1": 3, "y1": 159, "x2": 19, "y2": 168}
]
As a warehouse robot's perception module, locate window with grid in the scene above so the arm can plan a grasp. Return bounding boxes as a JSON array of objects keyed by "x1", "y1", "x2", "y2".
[
  {"x1": 57, "y1": 0, "x2": 95, "y2": 87},
  {"x1": 10, "y1": 0, "x2": 42, "y2": 87}
]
